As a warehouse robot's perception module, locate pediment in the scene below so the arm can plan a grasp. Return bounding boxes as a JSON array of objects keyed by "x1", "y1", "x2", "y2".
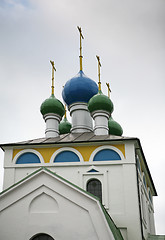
[{"x1": 0, "y1": 167, "x2": 122, "y2": 240}]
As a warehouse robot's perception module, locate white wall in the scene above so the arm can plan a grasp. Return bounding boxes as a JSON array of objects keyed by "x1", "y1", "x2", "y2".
[
  {"x1": 0, "y1": 171, "x2": 115, "y2": 240},
  {"x1": 2, "y1": 141, "x2": 156, "y2": 240}
]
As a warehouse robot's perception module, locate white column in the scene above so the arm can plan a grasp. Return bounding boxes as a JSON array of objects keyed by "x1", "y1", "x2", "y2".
[
  {"x1": 43, "y1": 113, "x2": 62, "y2": 138},
  {"x1": 92, "y1": 110, "x2": 110, "y2": 135},
  {"x1": 69, "y1": 102, "x2": 93, "y2": 133}
]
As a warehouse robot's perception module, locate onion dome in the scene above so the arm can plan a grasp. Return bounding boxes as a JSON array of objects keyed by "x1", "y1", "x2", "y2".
[
  {"x1": 62, "y1": 70, "x2": 98, "y2": 106},
  {"x1": 108, "y1": 117, "x2": 123, "y2": 136},
  {"x1": 40, "y1": 94, "x2": 65, "y2": 117},
  {"x1": 88, "y1": 90, "x2": 114, "y2": 114},
  {"x1": 59, "y1": 116, "x2": 72, "y2": 134}
]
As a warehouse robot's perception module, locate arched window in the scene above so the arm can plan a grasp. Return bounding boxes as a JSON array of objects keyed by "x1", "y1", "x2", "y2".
[
  {"x1": 16, "y1": 152, "x2": 40, "y2": 164},
  {"x1": 54, "y1": 151, "x2": 80, "y2": 162},
  {"x1": 93, "y1": 149, "x2": 121, "y2": 161},
  {"x1": 30, "y1": 233, "x2": 54, "y2": 240},
  {"x1": 87, "y1": 179, "x2": 102, "y2": 202}
]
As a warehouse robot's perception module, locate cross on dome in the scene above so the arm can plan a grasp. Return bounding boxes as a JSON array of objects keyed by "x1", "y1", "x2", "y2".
[
  {"x1": 77, "y1": 26, "x2": 84, "y2": 71},
  {"x1": 96, "y1": 55, "x2": 102, "y2": 91},
  {"x1": 50, "y1": 60, "x2": 56, "y2": 96}
]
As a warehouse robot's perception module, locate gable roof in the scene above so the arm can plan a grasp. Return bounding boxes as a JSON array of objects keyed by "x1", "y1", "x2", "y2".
[{"x1": 0, "y1": 167, "x2": 124, "y2": 240}]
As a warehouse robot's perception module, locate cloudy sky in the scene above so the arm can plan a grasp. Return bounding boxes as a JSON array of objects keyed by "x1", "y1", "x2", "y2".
[{"x1": 0, "y1": 0, "x2": 165, "y2": 234}]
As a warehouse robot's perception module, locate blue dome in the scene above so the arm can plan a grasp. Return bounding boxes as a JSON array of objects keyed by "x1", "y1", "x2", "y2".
[{"x1": 62, "y1": 70, "x2": 98, "y2": 106}]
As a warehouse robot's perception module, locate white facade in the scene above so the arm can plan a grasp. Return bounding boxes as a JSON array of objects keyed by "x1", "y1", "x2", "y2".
[
  {"x1": 1, "y1": 137, "x2": 156, "y2": 240},
  {"x1": 0, "y1": 169, "x2": 116, "y2": 240}
]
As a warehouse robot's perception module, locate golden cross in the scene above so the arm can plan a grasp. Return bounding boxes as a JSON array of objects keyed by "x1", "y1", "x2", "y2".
[
  {"x1": 96, "y1": 55, "x2": 101, "y2": 91},
  {"x1": 50, "y1": 60, "x2": 56, "y2": 95},
  {"x1": 77, "y1": 26, "x2": 84, "y2": 71},
  {"x1": 106, "y1": 82, "x2": 111, "y2": 98}
]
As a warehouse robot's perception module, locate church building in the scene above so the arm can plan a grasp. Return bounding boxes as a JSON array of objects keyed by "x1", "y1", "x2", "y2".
[{"x1": 0, "y1": 27, "x2": 161, "y2": 240}]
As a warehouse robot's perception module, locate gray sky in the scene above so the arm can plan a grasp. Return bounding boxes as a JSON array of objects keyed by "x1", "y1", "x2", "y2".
[{"x1": 0, "y1": 0, "x2": 165, "y2": 234}]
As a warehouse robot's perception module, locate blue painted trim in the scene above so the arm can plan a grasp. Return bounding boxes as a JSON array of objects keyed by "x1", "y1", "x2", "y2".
[
  {"x1": 88, "y1": 169, "x2": 99, "y2": 172},
  {"x1": 94, "y1": 149, "x2": 121, "y2": 161},
  {"x1": 54, "y1": 151, "x2": 80, "y2": 162},
  {"x1": 16, "y1": 153, "x2": 40, "y2": 164}
]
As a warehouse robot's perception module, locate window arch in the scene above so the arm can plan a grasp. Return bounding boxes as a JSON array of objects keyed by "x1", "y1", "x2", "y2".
[
  {"x1": 13, "y1": 149, "x2": 44, "y2": 164},
  {"x1": 16, "y1": 152, "x2": 40, "y2": 164},
  {"x1": 93, "y1": 149, "x2": 121, "y2": 161},
  {"x1": 89, "y1": 145, "x2": 124, "y2": 162},
  {"x1": 87, "y1": 179, "x2": 102, "y2": 202},
  {"x1": 30, "y1": 233, "x2": 54, "y2": 240},
  {"x1": 54, "y1": 151, "x2": 80, "y2": 162},
  {"x1": 50, "y1": 147, "x2": 83, "y2": 163}
]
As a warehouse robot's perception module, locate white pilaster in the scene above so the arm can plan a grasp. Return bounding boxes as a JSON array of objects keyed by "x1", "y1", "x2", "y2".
[
  {"x1": 92, "y1": 110, "x2": 110, "y2": 135},
  {"x1": 43, "y1": 113, "x2": 62, "y2": 138},
  {"x1": 69, "y1": 102, "x2": 93, "y2": 133}
]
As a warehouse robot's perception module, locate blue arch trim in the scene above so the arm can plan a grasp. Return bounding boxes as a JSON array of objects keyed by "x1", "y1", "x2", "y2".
[
  {"x1": 54, "y1": 151, "x2": 80, "y2": 162},
  {"x1": 16, "y1": 153, "x2": 41, "y2": 164},
  {"x1": 93, "y1": 149, "x2": 121, "y2": 161}
]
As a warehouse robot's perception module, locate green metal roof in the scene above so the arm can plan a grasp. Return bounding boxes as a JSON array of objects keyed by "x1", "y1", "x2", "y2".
[
  {"x1": 148, "y1": 235, "x2": 165, "y2": 240},
  {"x1": 88, "y1": 90, "x2": 114, "y2": 114},
  {"x1": 59, "y1": 117, "x2": 72, "y2": 134},
  {"x1": 108, "y1": 117, "x2": 123, "y2": 136},
  {"x1": 40, "y1": 94, "x2": 65, "y2": 117}
]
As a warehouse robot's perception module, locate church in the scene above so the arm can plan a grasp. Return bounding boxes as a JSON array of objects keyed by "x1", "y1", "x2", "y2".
[{"x1": 0, "y1": 27, "x2": 161, "y2": 240}]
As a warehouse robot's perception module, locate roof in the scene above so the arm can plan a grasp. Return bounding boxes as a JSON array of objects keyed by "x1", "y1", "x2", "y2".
[
  {"x1": 0, "y1": 132, "x2": 137, "y2": 149},
  {"x1": 148, "y1": 235, "x2": 165, "y2": 240},
  {"x1": 62, "y1": 70, "x2": 98, "y2": 106},
  {"x1": 0, "y1": 167, "x2": 124, "y2": 240}
]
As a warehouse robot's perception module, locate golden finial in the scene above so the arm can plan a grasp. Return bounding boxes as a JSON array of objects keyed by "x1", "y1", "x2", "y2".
[
  {"x1": 63, "y1": 85, "x2": 67, "y2": 118},
  {"x1": 77, "y1": 26, "x2": 84, "y2": 71},
  {"x1": 96, "y1": 55, "x2": 101, "y2": 91},
  {"x1": 64, "y1": 104, "x2": 67, "y2": 118},
  {"x1": 106, "y1": 82, "x2": 111, "y2": 98},
  {"x1": 50, "y1": 60, "x2": 56, "y2": 95}
]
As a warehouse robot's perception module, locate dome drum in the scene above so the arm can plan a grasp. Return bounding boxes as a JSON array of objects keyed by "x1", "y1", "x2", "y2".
[
  {"x1": 40, "y1": 95, "x2": 65, "y2": 138},
  {"x1": 88, "y1": 91, "x2": 113, "y2": 136},
  {"x1": 44, "y1": 113, "x2": 62, "y2": 138},
  {"x1": 91, "y1": 110, "x2": 110, "y2": 135},
  {"x1": 69, "y1": 102, "x2": 93, "y2": 133}
]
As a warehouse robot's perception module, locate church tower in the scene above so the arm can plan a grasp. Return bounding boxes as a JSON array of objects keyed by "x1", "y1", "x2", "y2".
[{"x1": 0, "y1": 27, "x2": 158, "y2": 240}]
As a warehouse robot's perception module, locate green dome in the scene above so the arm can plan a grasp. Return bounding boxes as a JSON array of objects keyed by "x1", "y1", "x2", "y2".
[
  {"x1": 108, "y1": 117, "x2": 123, "y2": 136},
  {"x1": 59, "y1": 117, "x2": 72, "y2": 134},
  {"x1": 40, "y1": 94, "x2": 65, "y2": 117},
  {"x1": 88, "y1": 91, "x2": 114, "y2": 114}
]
